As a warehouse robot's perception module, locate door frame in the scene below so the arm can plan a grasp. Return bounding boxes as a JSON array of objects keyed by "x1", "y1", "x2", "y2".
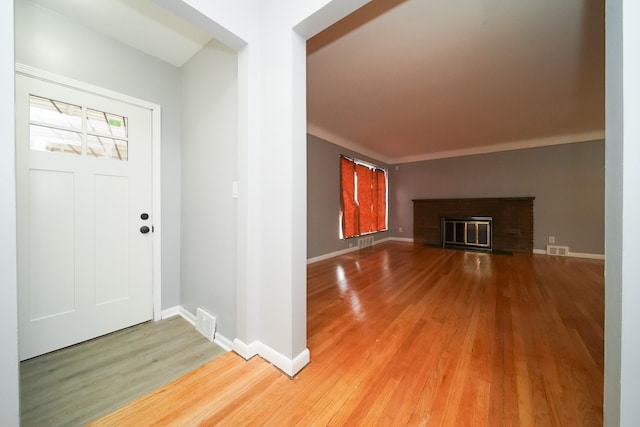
[{"x1": 16, "y1": 63, "x2": 163, "y2": 321}]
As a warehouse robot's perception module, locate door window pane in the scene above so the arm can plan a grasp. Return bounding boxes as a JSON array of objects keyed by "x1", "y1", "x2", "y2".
[
  {"x1": 30, "y1": 124, "x2": 82, "y2": 155},
  {"x1": 87, "y1": 108, "x2": 128, "y2": 139},
  {"x1": 29, "y1": 95, "x2": 82, "y2": 131},
  {"x1": 87, "y1": 135, "x2": 128, "y2": 161}
]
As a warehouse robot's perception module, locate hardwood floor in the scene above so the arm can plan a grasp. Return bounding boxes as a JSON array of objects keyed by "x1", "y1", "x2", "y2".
[
  {"x1": 92, "y1": 242, "x2": 604, "y2": 426},
  {"x1": 20, "y1": 316, "x2": 226, "y2": 426}
]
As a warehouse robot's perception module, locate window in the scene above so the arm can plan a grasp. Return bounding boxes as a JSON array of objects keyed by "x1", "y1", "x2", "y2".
[
  {"x1": 29, "y1": 95, "x2": 129, "y2": 161},
  {"x1": 340, "y1": 155, "x2": 387, "y2": 238}
]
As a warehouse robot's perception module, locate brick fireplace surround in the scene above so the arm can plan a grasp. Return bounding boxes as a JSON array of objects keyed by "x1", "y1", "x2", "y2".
[{"x1": 412, "y1": 197, "x2": 534, "y2": 253}]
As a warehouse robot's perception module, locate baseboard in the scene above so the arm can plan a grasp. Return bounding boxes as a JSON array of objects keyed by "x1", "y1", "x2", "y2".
[
  {"x1": 306, "y1": 236, "x2": 414, "y2": 264},
  {"x1": 178, "y1": 307, "x2": 197, "y2": 325},
  {"x1": 162, "y1": 305, "x2": 196, "y2": 327},
  {"x1": 233, "y1": 338, "x2": 260, "y2": 360},
  {"x1": 567, "y1": 252, "x2": 605, "y2": 260},
  {"x1": 388, "y1": 237, "x2": 414, "y2": 243},
  {"x1": 307, "y1": 245, "x2": 361, "y2": 264},
  {"x1": 161, "y1": 306, "x2": 181, "y2": 320},
  {"x1": 233, "y1": 339, "x2": 310, "y2": 377},
  {"x1": 533, "y1": 248, "x2": 604, "y2": 260},
  {"x1": 161, "y1": 306, "x2": 196, "y2": 328},
  {"x1": 213, "y1": 333, "x2": 233, "y2": 352}
]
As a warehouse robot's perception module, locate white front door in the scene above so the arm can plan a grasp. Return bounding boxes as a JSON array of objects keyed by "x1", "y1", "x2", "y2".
[{"x1": 16, "y1": 74, "x2": 153, "y2": 360}]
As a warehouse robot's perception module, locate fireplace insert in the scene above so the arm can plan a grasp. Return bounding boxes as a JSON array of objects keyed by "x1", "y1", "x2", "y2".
[{"x1": 442, "y1": 217, "x2": 492, "y2": 251}]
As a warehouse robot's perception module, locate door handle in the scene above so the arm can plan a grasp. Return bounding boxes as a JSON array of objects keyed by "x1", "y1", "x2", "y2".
[{"x1": 140, "y1": 226, "x2": 150, "y2": 234}]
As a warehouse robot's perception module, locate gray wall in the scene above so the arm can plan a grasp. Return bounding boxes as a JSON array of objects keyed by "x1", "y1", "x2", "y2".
[
  {"x1": 180, "y1": 39, "x2": 238, "y2": 338},
  {"x1": 389, "y1": 140, "x2": 604, "y2": 255},
  {"x1": 15, "y1": 0, "x2": 182, "y2": 308},
  {"x1": 307, "y1": 134, "x2": 391, "y2": 259}
]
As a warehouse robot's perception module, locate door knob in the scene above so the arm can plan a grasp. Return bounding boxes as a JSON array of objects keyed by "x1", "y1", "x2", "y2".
[
  {"x1": 140, "y1": 213, "x2": 149, "y2": 220},
  {"x1": 140, "y1": 226, "x2": 150, "y2": 234}
]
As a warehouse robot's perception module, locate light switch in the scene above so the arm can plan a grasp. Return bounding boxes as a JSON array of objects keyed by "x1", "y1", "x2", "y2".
[{"x1": 232, "y1": 181, "x2": 238, "y2": 198}]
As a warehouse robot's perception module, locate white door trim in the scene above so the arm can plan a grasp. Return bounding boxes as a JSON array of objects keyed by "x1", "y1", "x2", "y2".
[{"x1": 15, "y1": 63, "x2": 163, "y2": 321}]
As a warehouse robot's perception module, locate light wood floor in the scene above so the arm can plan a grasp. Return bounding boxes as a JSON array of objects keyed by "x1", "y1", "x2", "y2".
[
  {"x1": 92, "y1": 242, "x2": 604, "y2": 426},
  {"x1": 20, "y1": 316, "x2": 226, "y2": 426}
]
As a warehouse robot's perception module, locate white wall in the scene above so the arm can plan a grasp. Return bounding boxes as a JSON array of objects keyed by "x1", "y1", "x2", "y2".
[
  {"x1": 0, "y1": 0, "x2": 19, "y2": 424},
  {"x1": 14, "y1": 0, "x2": 183, "y2": 309},
  {"x1": 605, "y1": 1, "x2": 640, "y2": 425},
  {"x1": 180, "y1": 39, "x2": 238, "y2": 339},
  {"x1": 172, "y1": 0, "x2": 369, "y2": 374}
]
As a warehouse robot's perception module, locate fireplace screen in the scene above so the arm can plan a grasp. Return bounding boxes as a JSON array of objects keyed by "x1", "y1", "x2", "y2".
[{"x1": 442, "y1": 217, "x2": 492, "y2": 251}]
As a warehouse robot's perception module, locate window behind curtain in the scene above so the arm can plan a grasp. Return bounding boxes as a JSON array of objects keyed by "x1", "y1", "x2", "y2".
[{"x1": 340, "y1": 155, "x2": 388, "y2": 238}]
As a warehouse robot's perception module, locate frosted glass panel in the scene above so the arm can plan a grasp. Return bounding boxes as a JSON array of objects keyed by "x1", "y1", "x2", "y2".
[
  {"x1": 30, "y1": 124, "x2": 82, "y2": 155},
  {"x1": 29, "y1": 169, "x2": 76, "y2": 320},
  {"x1": 29, "y1": 95, "x2": 82, "y2": 131}
]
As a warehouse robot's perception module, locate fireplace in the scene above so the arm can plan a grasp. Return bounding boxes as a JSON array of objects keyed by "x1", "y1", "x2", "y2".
[
  {"x1": 442, "y1": 217, "x2": 492, "y2": 251},
  {"x1": 413, "y1": 198, "x2": 534, "y2": 253}
]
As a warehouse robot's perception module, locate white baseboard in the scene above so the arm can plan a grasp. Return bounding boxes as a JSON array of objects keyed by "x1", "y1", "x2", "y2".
[
  {"x1": 214, "y1": 333, "x2": 234, "y2": 352},
  {"x1": 233, "y1": 338, "x2": 260, "y2": 359},
  {"x1": 533, "y1": 248, "x2": 604, "y2": 260},
  {"x1": 307, "y1": 245, "x2": 361, "y2": 264},
  {"x1": 233, "y1": 338, "x2": 310, "y2": 377},
  {"x1": 179, "y1": 307, "x2": 197, "y2": 325},
  {"x1": 568, "y1": 252, "x2": 605, "y2": 260},
  {"x1": 162, "y1": 305, "x2": 196, "y2": 323},
  {"x1": 307, "y1": 236, "x2": 414, "y2": 264},
  {"x1": 161, "y1": 306, "x2": 181, "y2": 319},
  {"x1": 388, "y1": 237, "x2": 414, "y2": 243}
]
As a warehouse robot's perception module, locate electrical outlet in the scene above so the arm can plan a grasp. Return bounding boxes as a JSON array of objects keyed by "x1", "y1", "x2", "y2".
[
  {"x1": 548, "y1": 236, "x2": 556, "y2": 244},
  {"x1": 399, "y1": 227, "x2": 403, "y2": 233}
]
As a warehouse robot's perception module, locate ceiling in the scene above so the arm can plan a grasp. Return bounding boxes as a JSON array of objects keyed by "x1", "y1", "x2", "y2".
[
  {"x1": 29, "y1": 0, "x2": 605, "y2": 165},
  {"x1": 307, "y1": 0, "x2": 605, "y2": 163},
  {"x1": 29, "y1": 0, "x2": 212, "y2": 67}
]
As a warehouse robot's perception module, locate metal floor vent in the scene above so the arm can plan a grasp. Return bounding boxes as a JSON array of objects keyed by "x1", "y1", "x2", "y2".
[
  {"x1": 196, "y1": 307, "x2": 216, "y2": 342},
  {"x1": 358, "y1": 236, "x2": 374, "y2": 249},
  {"x1": 547, "y1": 245, "x2": 569, "y2": 256}
]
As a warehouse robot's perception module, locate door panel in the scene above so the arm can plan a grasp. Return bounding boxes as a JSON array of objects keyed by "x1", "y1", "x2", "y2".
[
  {"x1": 28, "y1": 169, "x2": 75, "y2": 320},
  {"x1": 16, "y1": 74, "x2": 153, "y2": 360},
  {"x1": 95, "y1": 174, "x2": 130, "y2": 305}
]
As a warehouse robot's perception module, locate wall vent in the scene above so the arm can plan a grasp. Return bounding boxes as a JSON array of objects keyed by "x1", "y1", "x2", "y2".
[
  {"x1": 196, "y1": 307, "x2": 216, "y2": 342},
  {"x1": 358, "y1": 236, "x2": 374, "y2": 249},
  {"x1": 547, "y1": 245, "x2": 569, "y2": 256}
]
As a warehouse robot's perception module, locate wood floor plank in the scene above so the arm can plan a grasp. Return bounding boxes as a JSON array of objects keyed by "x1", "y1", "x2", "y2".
[{"x1": 90, "y1": 242, "x2": 604, "y2": 426}]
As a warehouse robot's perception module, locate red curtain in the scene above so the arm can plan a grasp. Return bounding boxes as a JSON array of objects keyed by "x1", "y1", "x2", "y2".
[
  {"x1": 340, "y1": 156, "x2": 358, "y2": 238},
  {"x1": 340, "y1": 156, "x2": 387, "y2": 238},
  {"x1": 375, "y1": 169, "x2": 387, "y2": 231},
  {"x1": 356, "y1": 164, "x2": 374, "y2": 233}
]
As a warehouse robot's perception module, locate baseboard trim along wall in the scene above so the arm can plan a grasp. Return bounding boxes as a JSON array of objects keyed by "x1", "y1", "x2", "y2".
[
  {"x1": 214, "y1": 333, "x2": 234, "y2": 352},
  {"x1": 307, "y1": 237, "x2": 414, "y2": 264},
  {"x1": 232, "y1": 338, "x2": 260, "y2": 360},
  {"x1": 307, "y1": 240, "x2": 603, "y2": 264},
  {"x1": 161, "y1": 306, "x2": 233, "y2": 352},
  {"x1": 233, "y1": 338, "x2": 310, "y2": 377},
  {"x1": 532, "y1": 249, "x2": 605, "y2": 260}
]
